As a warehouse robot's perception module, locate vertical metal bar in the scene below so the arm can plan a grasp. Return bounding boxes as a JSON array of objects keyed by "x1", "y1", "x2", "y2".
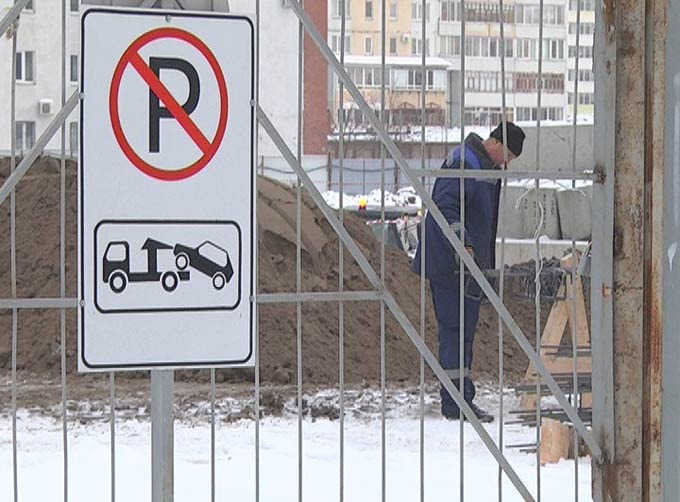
[
  {"x1": 419, "y1": 196, "x2": 426, "y2": 502},
  {"x1": 534, "y1": 1, "x2": 545, "y2": 499},
  {"x1": 296, "y1": 2, "x2": 304, "y2": 500},
  {"x1": 338, "y1": 2, "x2": 346, "y2": 501},
  {"x1": 418, "y1": 1, "x2": 426, "y2": 501},
  {"x1": 10, "y1": 26, "x2": 19, "y2": 502},
  {"x1": 151, "y1": 370, "x2": 174, "y2": 502},
  {"x1": 590, "y1": 0, "x2": 615, "y2": 477},
  {"x1": 60, "y1": 1, "x2": 69, "y2": 500},
  {"x1": 459, "y1": 0, "x2": 467, "y2": 499},
  {"x1": 254, "y1": 2, "x2": 261, "y2": 501},
  {"x1": 110, "y1": 372, "x2": 116, "y2": 502},
  {"x1": 380, "y1": 1, "x2": 387, "y2": 501},
  {"x1": 497, "y1": 0, "x2": 510, "y2": 499},
  {"x1": 210, "y1": 368, "x2": 216, "y2": 502},
  {"x1": 570, "y1": 0, "x2": 583, "y2": 499}
]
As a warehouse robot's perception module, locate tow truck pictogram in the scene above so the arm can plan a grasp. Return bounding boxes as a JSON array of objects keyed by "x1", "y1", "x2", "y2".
[{"x1": 103, "y1": 238, "x2": 191, "y2": 293}]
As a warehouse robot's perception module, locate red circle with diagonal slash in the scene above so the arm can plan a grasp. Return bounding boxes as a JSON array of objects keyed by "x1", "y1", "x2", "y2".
[{"x1": 109, "y1": 27, "x2": 229, "y2": 181}]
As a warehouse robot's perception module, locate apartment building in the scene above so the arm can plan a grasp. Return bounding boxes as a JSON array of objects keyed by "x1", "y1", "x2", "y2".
[
  {"x1": 567, "y1": 0, "x2": 595, "y2": 117},
  {"x1": 328, "y1": 0, "x2": 450, "y2": 130},
  {"x1": 438, "y1": 0, "x2": 569, "y2": 127},
  {"x1": 0, "y1": 0, "x2": 81, "y2": 155},
  {"x1": 329, "y1": 0, "x2": 585, "y2": 129}
]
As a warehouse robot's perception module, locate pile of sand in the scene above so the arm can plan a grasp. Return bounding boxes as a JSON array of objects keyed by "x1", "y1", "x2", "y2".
[{"x1": 0, "y1": 157, "x2": 547, "y2": 386}]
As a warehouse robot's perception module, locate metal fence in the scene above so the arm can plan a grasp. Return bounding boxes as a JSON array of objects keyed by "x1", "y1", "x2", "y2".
[{"x1": 0, "y1": 0, "x2": 613, "y2": 501}]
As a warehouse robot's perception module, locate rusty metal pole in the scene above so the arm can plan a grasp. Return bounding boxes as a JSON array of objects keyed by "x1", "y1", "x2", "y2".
[
  {"x1": 592, "y1": 0, "x2": 668, "y2": 500},
  {"x1": 642, "y1": 0, "x2": 666, "y2": 500},
  {"x1": 661, "y1": 1, "x2": 680, "y2": 500}
]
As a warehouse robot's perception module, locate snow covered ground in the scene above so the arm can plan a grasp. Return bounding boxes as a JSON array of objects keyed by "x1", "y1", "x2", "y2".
[
  {"x1": 323, "y1": 187, "x2": 422, "y2": 211},
  {"x1": 0, "y1": 387, "x2": 591, "y2": 502}
]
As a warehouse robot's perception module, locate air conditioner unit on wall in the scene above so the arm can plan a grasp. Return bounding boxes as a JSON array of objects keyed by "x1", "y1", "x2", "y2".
[{"x1": 39, "y1": 99, "x2": 53, "y2": 116}]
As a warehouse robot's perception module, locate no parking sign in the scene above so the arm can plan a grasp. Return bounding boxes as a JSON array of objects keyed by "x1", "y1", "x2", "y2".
[{"x1": 78, "y1": 8, "x2": 255, "y2": 370}]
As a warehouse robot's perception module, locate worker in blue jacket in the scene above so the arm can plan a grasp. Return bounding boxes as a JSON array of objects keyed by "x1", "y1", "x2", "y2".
[{"x1": 412, "y1": 122, "x2": 525, "y2": 423}]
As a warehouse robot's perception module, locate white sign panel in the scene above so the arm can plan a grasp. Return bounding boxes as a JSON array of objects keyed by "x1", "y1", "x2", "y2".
[{"x1": 79, "y1": 8, "x2": 255, "y2": 370}]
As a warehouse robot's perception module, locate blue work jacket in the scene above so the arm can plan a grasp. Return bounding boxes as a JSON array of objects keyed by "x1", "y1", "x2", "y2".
[{"x1": 412, "y1": 134, "x2": 502, "y2": 282}]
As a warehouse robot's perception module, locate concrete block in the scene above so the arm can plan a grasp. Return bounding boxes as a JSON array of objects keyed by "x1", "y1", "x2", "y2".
[
  {"x1": 516, "y1": 187, "x2": 562, "y2": 240},
  {"x1": 556, "y1": 187, "x2": 592, "y2": 240},
  {"x1": 497, "y1": 185, "x2": 526, "y2": 239}
]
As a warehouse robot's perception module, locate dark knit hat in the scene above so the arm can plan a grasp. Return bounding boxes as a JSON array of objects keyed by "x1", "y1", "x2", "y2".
[{"x1": 490, "y1": 122, "x2": 526, "y2": 158}]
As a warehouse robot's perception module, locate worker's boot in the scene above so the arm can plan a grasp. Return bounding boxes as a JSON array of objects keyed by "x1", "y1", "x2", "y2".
[{"x1": 443, "y1": 401, "x2": 494, "y2": 424}]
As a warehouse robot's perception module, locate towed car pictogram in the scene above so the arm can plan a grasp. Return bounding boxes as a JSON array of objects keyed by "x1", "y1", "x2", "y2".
[{"x1": 173, "y1": 240, "x2": 234, "y2": 290}]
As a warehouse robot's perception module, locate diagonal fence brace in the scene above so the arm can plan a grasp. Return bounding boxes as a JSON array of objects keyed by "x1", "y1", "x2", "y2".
[
  {"x1": 0, "y1": 0, "x2": 31, "y2": 38},
  {"x1": 259, "y1": 106, "x2": 535, "y2": 502},
  {"x1": 284, "y1": 0, "x2": 602, "y2": 463},
  {"x1": 0, "y1": 91, "x2": 80, "y2": 207}
]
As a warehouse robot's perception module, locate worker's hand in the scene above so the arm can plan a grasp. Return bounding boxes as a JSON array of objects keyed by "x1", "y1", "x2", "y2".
[{"x1": 454, "y1": 246, "x2": 475, "y2": 268}]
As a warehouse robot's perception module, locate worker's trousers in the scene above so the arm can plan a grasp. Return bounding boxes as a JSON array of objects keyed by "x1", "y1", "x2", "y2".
[{"x1": 430, "y1": 275, "x2": 481, "y2": 415}]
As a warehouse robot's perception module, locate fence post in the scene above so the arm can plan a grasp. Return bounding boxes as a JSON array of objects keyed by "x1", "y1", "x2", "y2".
[
  {"x1": 151, "y1": 370, "x2": 174, "y2": 502},
  {"x1": 326, "y1": 151, "x2": 332, "y2": 192}
]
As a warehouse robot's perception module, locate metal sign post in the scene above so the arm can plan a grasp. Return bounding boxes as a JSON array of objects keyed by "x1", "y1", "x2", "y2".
[{"x1": 151, "y1": 370, "x2": 174, "y2": 502}]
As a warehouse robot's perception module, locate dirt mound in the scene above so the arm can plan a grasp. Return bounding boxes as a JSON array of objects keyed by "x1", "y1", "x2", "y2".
[{"x1": 0, "y1": 157, "x2": 546, "y2": 386}]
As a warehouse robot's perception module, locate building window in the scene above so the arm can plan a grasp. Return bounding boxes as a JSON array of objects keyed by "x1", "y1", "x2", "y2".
[
  {"x1": 16, "y1": 121, "x2": 36, "y2": 152},
  {"x1": 70, "y1": 0, "x2": 79, "y2": 12},
  {"x1": 569, "y1": 22, "x2": 595, "y2": 35},
  {"x1": 461, "y1": 36, "x2": 513, "y2": 58},
  {"x1": 570, "y1": 0, "x2": 595, "y2": 10},
  {"x1": 390, "y1": 0, "x2": 398, "y2": 19},
  {"x1": 331, "y1": 34, "x2": 351, "y2": 54},
  {"x1": 464, "y1": 71, "x2": 515, "y2": 93},
  {"x1": 503, "y1": 38, "x2": 514, "y2": 58},
  {"x1": 364, "y1": 36, "x2": 373, "y2": 55},
  {"x1": 568, "y1": 69, "x2": 594, "y2": 82},
  {"x1": 365, "y1": 0, "x2": 373, "y2": 19},
  {"x1": 440, "y1": 35, "x2": 461, "y2": 56},
  {"x1": 406, "y1": 69, "x2": 435, "y2": 90},
  {"x1": 464, "y1": 107, "x2": 513, "y2": 127},
  {"x1": 15, "y1": 51, "x2": 35, "y2": 83},
  {"x1": 412, "y1": 2, "x2": 430, "y2": 21},
  {"x1": 463, "y1": 2, "x2": 515, "y2": 23},
  {"x1": 514, "y1": 72, "x2": 564, "y2": 93},
  {"x1": 543, "y1": 39, "x2": 564, "y2": 60},
  {"x1": 69, "y1": 122, "x2": 78, "y2": 156},
  {"x1": 515, "y1": 107, "x2": 564, "y2": 122},
  {"x1": 332, "y1": 0, "x2": 351, "y2": 19},
  {"x1": 411, "y1": 38, "x2": 429, "y2": 56},
  {"x1": 569, "y1": 45, "x2": 593, "y2": 59},
  {"x1": 347, "y1": 66, "x2": 386, "y2": 88},
  {"x1": 568, "y1": 93, "x2": 593, "y2": 105},
  {"x1": 70, "y1": 55, "x2": 78, "y2": 83},
  {"x1": 516, "y1": 5, "x2": 564, "y2": 25},
  {"x1": 389, "y1": 37, "x2": 398, "y2": 55},
  {"x1": 441, "y1": 0, "x2": 460, "y2": 22},
  {"x1": 24, "y1": 0, "x2": 34, "y2": 12}
]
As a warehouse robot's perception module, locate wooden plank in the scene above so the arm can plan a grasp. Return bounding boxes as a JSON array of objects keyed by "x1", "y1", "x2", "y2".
[
  {"x1": 525, "y1": 356, "x2": 592, "y2": 377},
  {"x1": 566, "y1": 275, "x2": 591, "y2": 347}
]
